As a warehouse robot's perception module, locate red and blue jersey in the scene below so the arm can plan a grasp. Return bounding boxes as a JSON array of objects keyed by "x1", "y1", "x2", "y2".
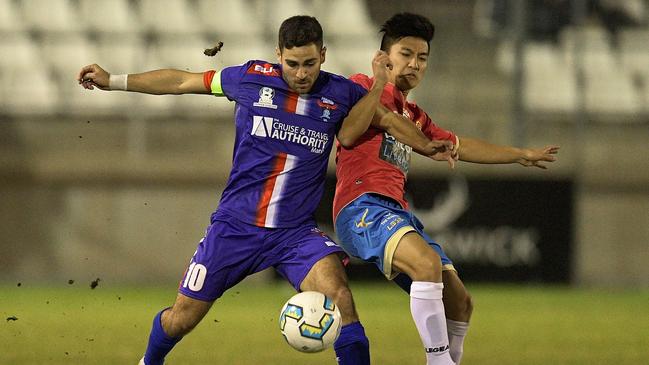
[
  {"x1": 204, "y1": 60, "x2": 366, "y2": 228},
  {"x1": 333, "y1": 73, "x2": 457, "y2": 221}
]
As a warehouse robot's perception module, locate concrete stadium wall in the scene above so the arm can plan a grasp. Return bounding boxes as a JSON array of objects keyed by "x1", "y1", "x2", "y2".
[{"x1": 1, "y1": 114, "x2": 648, "y2": 288}]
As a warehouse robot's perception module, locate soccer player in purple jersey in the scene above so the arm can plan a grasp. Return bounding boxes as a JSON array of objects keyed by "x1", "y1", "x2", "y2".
[{"x1": 77, "y1": 16, "x2": 395, "y2": 365}]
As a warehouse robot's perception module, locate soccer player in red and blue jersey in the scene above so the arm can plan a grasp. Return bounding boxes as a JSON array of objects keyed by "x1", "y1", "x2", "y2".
[
  {"x1": 334, "y1": 13, "x2": 560, "y2": 365},
  {"x1": 78, "y1": 16, "x2": 394, "y2": 365}
]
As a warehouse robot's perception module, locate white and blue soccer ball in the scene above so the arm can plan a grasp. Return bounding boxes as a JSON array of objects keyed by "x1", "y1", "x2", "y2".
[{"x1": 279, "y1": 291, "x2": 342, "y2": 353}]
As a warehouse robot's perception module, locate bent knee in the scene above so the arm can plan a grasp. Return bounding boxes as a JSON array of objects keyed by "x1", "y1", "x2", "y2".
[
  {"x1": 462, "y1": 292, "x2": 474, "y2": 317},
  {"x1": 407, "y1": 256, "x2": 443, "y2": 282},
  {"x1": 446, "y1": 290, "x2": 473, "y2": 321},
  {"x1": 164, "y1": 307, "x2": 203, "y2": 337},
  {"x1": 328, "y1": 286, "x2": 358, "y2": 323}
]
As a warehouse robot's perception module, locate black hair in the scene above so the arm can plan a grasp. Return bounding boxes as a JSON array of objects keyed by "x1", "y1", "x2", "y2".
[
  {"x1": 379, "y1": 13, "x2": 435, "y2": 52},
  {"x1": 278, "y1": 16, "x2": 323, "y2": 51}
]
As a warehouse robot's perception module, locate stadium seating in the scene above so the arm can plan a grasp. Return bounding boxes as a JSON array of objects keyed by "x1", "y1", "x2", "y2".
[
  {"x1": 196, "y1": 0, "x2": 263, "y2": 37},
  {"x1": 0, "y1": 0, "x2": 25, "y2": 33},
  {"x1": 78, "y1": 0, "x2": 140, "y2": 35},
  {"x1": 139, "y1": 0, "x2": 201, "y2": 35},
  {"x1": 522, "y1": 43, "x2": 577, "y2": 113},
  {"x1": 263, "y1": 0, "x2": 314, "y2": 37},
  {"x1": 316, "y1": 0, "x2": 375, "y2": 38},
  {"x1": 1, "y1": 0, "x2": 646, "y2": 119},
  {"x1": 20, "y1": 0, "x2": 81, "y2": 34}
]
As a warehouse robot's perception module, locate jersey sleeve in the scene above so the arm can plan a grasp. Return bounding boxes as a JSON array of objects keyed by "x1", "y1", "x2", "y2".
[
  {"x1": 202, "y1": 60, "x2": 255, "y2": 101},
  {"x1": 349, "y1": 73, "x2": 372, "y2": 91},
  {"x1": 422, "y1": 113, "x2": 457, "y2": 144}
]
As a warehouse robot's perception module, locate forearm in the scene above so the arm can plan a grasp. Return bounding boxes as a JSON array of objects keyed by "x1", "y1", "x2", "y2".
[
  {"x1": 373, "y1": 106, "x2": 431, "y2": 153},
  {"x1": 337, "y1": 83, "x2": 384, "y2": 147},
  {"x1": 457, "y1": 137, "x2": 524, "y2": 164},
  {"x1": 125, "y1": 69, "x2": 205, "y2": 95}
]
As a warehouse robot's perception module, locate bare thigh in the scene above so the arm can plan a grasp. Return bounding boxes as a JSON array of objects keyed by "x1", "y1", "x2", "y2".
[{"x1": 392, "y1": 231, "x2": 443, "y2": 282}]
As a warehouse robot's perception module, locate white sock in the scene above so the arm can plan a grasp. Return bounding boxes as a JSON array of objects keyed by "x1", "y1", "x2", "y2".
[
  {"x1": 410, "y1": 281, "x2": 454, "y2": 365},
  {"x1": 446, "y1": 319, "x2": 469, "y2": 365}
]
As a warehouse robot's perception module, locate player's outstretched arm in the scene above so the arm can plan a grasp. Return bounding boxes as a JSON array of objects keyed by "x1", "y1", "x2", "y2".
[
  {"x1": 77, "y1": 64, "x2": 210, "y2": 95},
  {"x1": 457, "y1": 137, "x2": 560, "y2": 169},
  {"x1": 337, "y1": 51, "x2": 391, "y2": 147},
  {"x1": 372, "y1": 105, "x2": 456, "y2": 168}
]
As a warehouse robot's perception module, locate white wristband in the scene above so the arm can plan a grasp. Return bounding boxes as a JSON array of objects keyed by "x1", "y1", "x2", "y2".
[{"x1": 109, "y1": 74, "x2": 128, "y2": 91}]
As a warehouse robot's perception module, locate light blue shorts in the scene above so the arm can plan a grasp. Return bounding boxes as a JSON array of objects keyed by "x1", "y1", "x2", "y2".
[{"x1": 335, "y1": 193, "x2": 454, "y2": 279}]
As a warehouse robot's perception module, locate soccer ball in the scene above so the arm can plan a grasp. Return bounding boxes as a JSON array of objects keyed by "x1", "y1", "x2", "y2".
[{"x1": 279, "y1": 291, "x2": 342, "y2": 353}]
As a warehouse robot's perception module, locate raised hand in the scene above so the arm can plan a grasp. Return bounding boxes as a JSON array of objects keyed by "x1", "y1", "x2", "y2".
[
  {"x1": 77, "y1": 64, "x2": 110, "y2": 90},
  {"x1": 517, "y1": 145, "x2": 560, "y2": 169},
  {"x1": 371, "y1": 50, "x2": 392, "y2": 88}
]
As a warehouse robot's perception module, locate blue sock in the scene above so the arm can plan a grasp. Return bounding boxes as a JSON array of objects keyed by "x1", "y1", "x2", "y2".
[
  {"x1": 143, "y1": 308, "x2": 182, "y2": 365},
  {"x1": 393, "y1": 273, "x2": 412, "y2": 294},
  {"x1": 334, "y1": 321, "x2": 370, "y2": 365}
]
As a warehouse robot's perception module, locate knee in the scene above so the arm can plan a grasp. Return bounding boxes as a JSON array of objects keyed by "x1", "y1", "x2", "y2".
[
  {"x1": 328, "y1": 285, "x2": 358, "y2": 323},
  {"x1": 448, "y1": 291, "x2": 473, "y2": 321},
  {"x1": 461, "y1": 292, "x2": 474, "y2": 318},
  {"x1": 408, "y1": 255, "x2": 442, "y2": 282},
  {"x1": 163, "y1": 308, "x2": 201, "y2": 337}
]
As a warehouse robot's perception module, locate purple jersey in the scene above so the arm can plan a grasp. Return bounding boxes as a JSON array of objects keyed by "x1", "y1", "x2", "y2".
[{"x1": 205, "y1": 60, "x2": 366, "y2": 228}]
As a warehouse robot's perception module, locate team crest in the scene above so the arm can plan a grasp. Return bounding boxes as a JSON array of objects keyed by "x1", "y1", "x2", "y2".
[
  {"x1": 320, "y1": 108, "x2": 331, "y2": 121},
  {"x1": 317, "y1": 97, "x2": 337, "y2": 121}
]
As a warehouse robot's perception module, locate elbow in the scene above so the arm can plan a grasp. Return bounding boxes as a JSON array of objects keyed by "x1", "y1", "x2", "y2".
[{"x1": 337, "y1": 134, "x2": 356, "y2": 148}]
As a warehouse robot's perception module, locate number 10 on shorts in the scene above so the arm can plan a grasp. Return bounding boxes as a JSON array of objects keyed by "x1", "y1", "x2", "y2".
[{"x1": 182, "y1": 262, "x2": 208, "y2": 291}]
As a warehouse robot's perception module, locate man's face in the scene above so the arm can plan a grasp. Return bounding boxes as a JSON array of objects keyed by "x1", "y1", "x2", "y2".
[
  {"x1": 386, "y1": 36, "x2": 429, "y2": 93},
  {"x1": 277, "y1": 43, "x2": 325, "y2": 94}
]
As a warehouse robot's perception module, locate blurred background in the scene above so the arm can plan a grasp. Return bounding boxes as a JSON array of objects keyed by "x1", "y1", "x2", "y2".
[{"x1": 1, "y1": 0, "x2": 648, "y2": 289}]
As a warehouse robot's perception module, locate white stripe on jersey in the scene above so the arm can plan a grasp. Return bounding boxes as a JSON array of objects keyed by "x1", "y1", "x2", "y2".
[
  {"x1": 265, "y1": 154, "x2": 298, "y2": 227},
  {"x1": 296, "y1": 95, "x2": 309, "y2": 115}
]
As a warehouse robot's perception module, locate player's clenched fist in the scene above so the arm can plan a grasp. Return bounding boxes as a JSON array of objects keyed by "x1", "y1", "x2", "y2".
[
  {"x1": 77, "y1": 64, "x2": 110, "y2": 90},
  {"x1": 371, "y1": 50, "x2": 392, "y2": 88}
]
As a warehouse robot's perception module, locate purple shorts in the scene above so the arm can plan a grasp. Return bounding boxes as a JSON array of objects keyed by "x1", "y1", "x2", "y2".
[{"x1": 178, "y1": 211, "x2": 346, "y2": 302}]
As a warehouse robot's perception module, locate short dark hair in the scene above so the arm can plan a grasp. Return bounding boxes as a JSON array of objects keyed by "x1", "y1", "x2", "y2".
[
  {"x1": 278, "y1": 16, "x2": 323, "y2": 51},
  {"x1": 379, "y1": 13, "x2": 435, "y2": 52}
]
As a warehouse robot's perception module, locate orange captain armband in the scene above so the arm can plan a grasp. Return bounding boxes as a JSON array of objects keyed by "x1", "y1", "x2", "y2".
[{"x1": 203, "y1": 70, "x2": 216, "y2": 91}]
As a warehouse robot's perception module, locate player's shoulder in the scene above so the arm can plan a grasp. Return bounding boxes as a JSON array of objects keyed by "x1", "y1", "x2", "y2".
[
  {"x1": 318, "y1": 70, "x2": 367, "y2": 100},
  {"x1": 348, "y1": 73, "x2": 371, "y2": 83},
  {"x1": 235, "y1": 59, "x2": 282, "y2": 78}
]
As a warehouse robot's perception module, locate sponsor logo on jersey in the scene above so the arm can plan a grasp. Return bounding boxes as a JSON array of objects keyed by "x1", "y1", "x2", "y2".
[
  {"x1": 317, "y1": 97, "x2": 338, "y2": 110},
  {"x1": 253, "y1": 87, "x2": 278, "y2": 109},
  {"x1": 379, "y1": 132, "x2": 412, "y2": 174},
  {"x1": 251, "y1": 116, "x2": 330, "y2": 154},
  {"x1": 246, "y1": 63, "x2": 280, "y2": 76}
]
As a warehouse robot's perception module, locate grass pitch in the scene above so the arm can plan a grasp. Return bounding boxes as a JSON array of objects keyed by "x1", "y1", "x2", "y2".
[{"x1": 1, "y1": 281, "x2": 648, "y2": 364}]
